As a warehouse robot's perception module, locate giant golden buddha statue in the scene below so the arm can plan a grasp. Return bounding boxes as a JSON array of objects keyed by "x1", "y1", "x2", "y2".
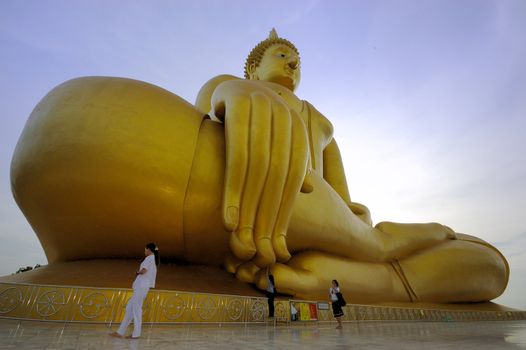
[{"x1": 11, "y1": 30, "x2": 508, "y2": 303}]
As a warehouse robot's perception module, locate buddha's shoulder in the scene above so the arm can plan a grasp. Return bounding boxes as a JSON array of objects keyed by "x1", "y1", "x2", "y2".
[
  {"x1": 200, "y1": 74, "x2": 242, "y2": 89},
  {"x1": 195, "y1": 74, "x2": 241, "y2": 112}
]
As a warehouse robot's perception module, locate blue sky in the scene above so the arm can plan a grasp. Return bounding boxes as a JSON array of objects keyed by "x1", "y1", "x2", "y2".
[{"x1": 1, "y1": 0, "x2": 525, "y2": 309}]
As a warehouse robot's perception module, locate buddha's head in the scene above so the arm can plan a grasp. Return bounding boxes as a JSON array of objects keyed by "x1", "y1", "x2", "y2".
[{"x1": 244, "y1": 29, "x2": 301, "y2": 91}]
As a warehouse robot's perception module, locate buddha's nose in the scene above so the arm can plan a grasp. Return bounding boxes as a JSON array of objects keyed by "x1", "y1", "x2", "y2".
[{"x1": 288, "y1": 59, "x2": 299, "y2": 70}]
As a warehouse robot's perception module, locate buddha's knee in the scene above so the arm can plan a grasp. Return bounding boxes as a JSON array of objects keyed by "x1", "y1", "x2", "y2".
[
  {"x1": 11, "y1": 77, "x2": 206, "y2": 262},
  {"x1": 399, "y1": 240, "x2": 509, "y2": 302}
]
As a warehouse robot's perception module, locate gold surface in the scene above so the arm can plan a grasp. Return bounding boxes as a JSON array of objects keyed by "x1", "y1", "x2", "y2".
[
  {"x1": 0, "y1": 282, "x2": 268, "y2": 324},
  {"x1": 0, "y1": 260, "x2": 266, "y2": 298},
  {"x1": 10, "y1": 29, "x2": 510, "y2": 303},
  {"x1": 1, "y1": 283, "x2": 524, "y2": 324}
]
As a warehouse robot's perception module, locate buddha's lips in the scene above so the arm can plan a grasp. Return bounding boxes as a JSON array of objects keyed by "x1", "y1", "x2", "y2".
[{"x1": 284, "y1": 67, "x2": 296, "y2": 77}]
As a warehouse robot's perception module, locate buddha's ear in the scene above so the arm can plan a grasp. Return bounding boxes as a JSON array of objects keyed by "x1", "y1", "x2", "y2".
[{"x1": 247, "y1": 63, "x2": 258, "y2": 80}]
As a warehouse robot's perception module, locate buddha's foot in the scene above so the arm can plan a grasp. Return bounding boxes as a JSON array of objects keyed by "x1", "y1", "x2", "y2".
[{"x1": 375, "y1": 221, "x2": 457, "y2": 240}]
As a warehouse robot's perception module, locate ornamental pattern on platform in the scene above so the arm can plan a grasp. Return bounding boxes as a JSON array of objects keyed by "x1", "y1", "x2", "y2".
[
  {"x1": 80, "y1": 292, "x2": 110, "y2": 319},
  {"x1": 36, "y1": 290, "x2": 66, "y2": 317},
  {"x1": 0, "y1": 287, "x2": 23, "y2": 314},
  {"x1": 0, "y1": 282, "x2": 525, "y2": 324}
]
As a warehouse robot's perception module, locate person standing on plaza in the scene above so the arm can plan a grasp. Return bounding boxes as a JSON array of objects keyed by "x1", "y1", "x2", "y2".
[
  {"x1": 330, "y1": 279, "x2": 344, "y2": 329},
  {"x1": 266, "y1": 269, "x2": 276, "y2": 318},
  {"x1": 110, "y1": 242, "x2": 159, "y2": 339}
]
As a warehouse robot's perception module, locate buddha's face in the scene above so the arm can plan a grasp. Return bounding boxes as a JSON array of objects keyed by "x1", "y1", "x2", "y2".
[{"x1": 248, "y1": 44, "x2": 301, "y2": 91}]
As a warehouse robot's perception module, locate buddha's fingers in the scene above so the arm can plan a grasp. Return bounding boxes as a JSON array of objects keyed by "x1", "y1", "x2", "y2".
[
  {"x1": 272, "y1": 110, "x2": 309, "y2": 262},
  {"x1": 235, "y1": 261, "x2": 261, "y2": 283},
  {"x1": 224, "y1": 253, "x2": 244, "y2": 274},
  {"x1": 251, "y1": 101, "x2": 292, "y2": 268},
  {"x1": 222, "y1": 95, "x2": 256, "y2": 259},
  {"x1": 254, "y1": 263, "x2": 317, "y2": 297},
  {"x1": 234, "y1": 92, "x2": 273, "y2": 261}
]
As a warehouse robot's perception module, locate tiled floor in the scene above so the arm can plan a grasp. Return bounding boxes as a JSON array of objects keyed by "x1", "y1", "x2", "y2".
[{"x1": 1, "y1": 319, "x2": 525, "y2": 349}]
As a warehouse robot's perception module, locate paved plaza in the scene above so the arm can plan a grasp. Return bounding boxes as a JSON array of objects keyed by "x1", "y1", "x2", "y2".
[{"x1": 1, "y1": 319, "x2": 526, "y2": 349}]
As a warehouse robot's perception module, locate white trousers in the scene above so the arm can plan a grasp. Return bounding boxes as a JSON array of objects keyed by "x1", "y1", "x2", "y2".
[{"x1": 117, "y1": 287, "x2": 149, "y2": 337}]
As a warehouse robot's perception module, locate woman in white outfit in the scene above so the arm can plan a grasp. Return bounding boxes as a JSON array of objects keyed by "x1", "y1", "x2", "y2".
[{"x1": 110, "y1": 242, "x2": 159, "y2": 339}]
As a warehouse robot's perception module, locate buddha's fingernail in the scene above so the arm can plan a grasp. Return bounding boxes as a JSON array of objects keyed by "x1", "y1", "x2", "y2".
[
  {"x1": 273, "y1": 235, "x2": 291, "y2": 262},
  {"x1": 230, "y1": 229, "x2": 256, "y2": 260},
  {"x1": 253, "y1": 238, "x2": 275, "y2": 268},
  {"x1": 237, "y1": 227, "x2": 255, "y2": 246}
]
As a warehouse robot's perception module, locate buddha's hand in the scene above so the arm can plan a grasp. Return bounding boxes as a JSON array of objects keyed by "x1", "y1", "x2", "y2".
[
  {"x1": 225, "y1": 252, "x2": 336, "y2": 298},
  {"x1": 211, "y1": 80, "x2": 309, "y2": 267}
]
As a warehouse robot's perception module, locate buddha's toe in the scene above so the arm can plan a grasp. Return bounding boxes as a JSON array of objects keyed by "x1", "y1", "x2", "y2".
[{"x1": 443, "y1": 225, "x2": 457, "y2": 239}]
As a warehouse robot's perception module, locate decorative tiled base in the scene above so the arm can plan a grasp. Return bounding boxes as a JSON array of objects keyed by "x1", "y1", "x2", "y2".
[
  {"x1": 320, "y1": 304, "x2": 526, "y2": 323},
  {"x1": 1, "y1": 282, "x2": 524, "y2": 324}
]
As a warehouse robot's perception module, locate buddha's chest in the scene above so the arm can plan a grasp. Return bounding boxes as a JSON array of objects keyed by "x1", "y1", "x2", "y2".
[{"x1": 298, "y1": 101, "x2": 334, "y2": 173}]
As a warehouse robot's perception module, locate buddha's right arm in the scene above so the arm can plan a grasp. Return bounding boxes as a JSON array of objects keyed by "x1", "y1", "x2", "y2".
[{"x1": 208, "y1": 79, "x2": 310, "y2": 267}]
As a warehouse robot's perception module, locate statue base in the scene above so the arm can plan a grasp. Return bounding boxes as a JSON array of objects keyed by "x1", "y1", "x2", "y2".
[
  {"x1": 1, "y1": 260, "x2": 524, "y2": 324},
  {"x1": 0, "y1": 260, "x2": 262, "y2": 297}
]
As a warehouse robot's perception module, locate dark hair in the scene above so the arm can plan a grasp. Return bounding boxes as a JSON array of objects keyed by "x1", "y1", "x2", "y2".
[
  {"x1": 332, "y1": 279, "x2": 339, "y2": 287},
  {"x1": 146, "y1": 242, "x2": 160, "y2": 266}
]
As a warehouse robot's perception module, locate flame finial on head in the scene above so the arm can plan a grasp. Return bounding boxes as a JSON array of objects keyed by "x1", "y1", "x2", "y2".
[{"x1": 268, "y1": 28, "x2": 279, "y2": 40}]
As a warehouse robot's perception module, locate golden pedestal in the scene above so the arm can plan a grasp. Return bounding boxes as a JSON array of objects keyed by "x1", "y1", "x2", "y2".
[
  {"x1": 0, "y1": 282, "x2": 271, "y2": 324},
  {"x1": 1, "y1": 282, "x2": 524, "y2": 324}
]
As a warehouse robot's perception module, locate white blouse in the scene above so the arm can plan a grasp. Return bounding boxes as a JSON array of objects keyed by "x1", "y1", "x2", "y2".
[
  {"x1": 132, "y1": 254, "x2": 157, "y2": 289},
  {"x1": 329, "y1": 287, "x2": 340, "y2": 302}
]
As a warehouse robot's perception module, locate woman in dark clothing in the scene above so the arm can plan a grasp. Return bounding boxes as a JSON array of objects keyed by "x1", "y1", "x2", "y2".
[
  {"x1": 267, "y1": 271, "x2": 276, "y2": 318},
  {"x1": 329, "y1": 279, "x2": 344, "y2": 329}
]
